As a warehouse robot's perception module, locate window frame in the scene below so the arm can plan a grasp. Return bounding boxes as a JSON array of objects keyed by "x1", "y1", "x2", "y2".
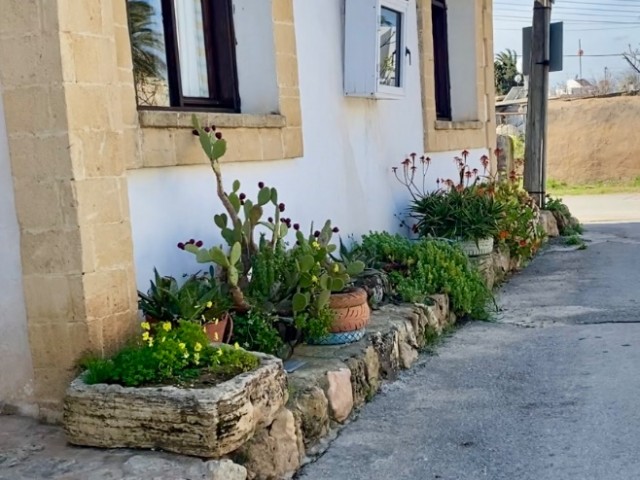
[
  {"x1": 139, "y1": 0, "x2": 241, "y2": 113},
  {"x1": 377, "y1": 0, "x2": 408, "y2": 99},
  {"x1": 431, "y1": 0, "x2": 452, "y2": 121}
]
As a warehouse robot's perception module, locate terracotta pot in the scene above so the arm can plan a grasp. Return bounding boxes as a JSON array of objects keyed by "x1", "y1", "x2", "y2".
[
  {"x1": 328, "y1": 288, "x2": 370, "y2": 333},
  {"x1": 203, "y1": 313, "x2": 233, "y2": 344}
]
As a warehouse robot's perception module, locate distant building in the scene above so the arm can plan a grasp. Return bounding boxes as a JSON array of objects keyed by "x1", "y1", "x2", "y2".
[{"x1": 565, "y1": 78, "x2": 596, "y2": 97}]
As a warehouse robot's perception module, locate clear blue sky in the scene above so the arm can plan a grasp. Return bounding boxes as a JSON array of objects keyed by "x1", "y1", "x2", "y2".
[{"x1": 493, "y1": 0, "x2": 640, "y2": 87}]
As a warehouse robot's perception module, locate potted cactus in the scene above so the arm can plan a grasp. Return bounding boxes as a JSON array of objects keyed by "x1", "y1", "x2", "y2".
[{"x1": 184, "y1": 118, "x2": 368, "y2": 347}]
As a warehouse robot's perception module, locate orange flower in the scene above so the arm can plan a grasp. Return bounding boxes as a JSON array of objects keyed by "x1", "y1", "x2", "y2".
[
  {"x1": 519, "y1": 239, "x2": 528, "y2": 247},
  {"x1": 499, "y1": 230, "x2": 510, "y2": 240}
]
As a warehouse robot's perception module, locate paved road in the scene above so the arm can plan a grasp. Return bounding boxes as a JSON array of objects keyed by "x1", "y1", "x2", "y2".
[
  {"x1": 563, "y1": 193, "x2": 640, "y2": 224},
  {"x1": 298, "y1": 222, "x2": 640, "y2": 480}
]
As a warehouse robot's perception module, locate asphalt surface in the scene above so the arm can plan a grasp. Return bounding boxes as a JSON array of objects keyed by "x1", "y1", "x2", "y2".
[{"x1": 298, "y1": 222, "x2": 640, "y2": 480}]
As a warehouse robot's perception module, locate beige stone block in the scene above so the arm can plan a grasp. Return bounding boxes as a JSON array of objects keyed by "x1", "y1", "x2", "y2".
[
  {"x1": 12, "y1": 179, "x2": 64, "y2": 231},
  {"x1": 112, "y1": 0, "x2": 128, "y2": 26},
  {"x1": 124, "y1": 127, "x2": 143, "y2": 169},
  {"x1": 280, "y1": 97, "x2": 302, "y2": 127},
  {"x1": 66, "y1": 33, "x2": 117, "y2": 84},
  {"x1": 74, "y1": 177, "x2": 126, "y2": 225},
  {"x1": 261, "y1": 129, "x2": 284, "y2": 161},
  {"x1": 8, "y1": 133, "x2": 73, "y2": 182},
  {"x1": 83, "y1": 268, "x2": 135, "y2": 318},
  {"x1": 173, "y1": 128, "x2": 209, "y2": 166},
  {"x1": 2, "y1": 86, "x2": 64, "y2": 133},
  {"x1": 58, "y1": 0, "x2": 104, "y2": 34},
  {"x1": 274, "y1": 23, "x2": 297, "y2": 56},
  {"x1": 120, "y1": 84, "x2": 138, "y2": 127},
  {"x1": 101, "y1": 310, "x2": 137, "y2": 355},
  {"x1": 91, "y1": 221, "x2": 135, "y2": 270},
  {"x1": 283, "y1": 127, "x2": 303, "y2": 159},
  {"x1": 272, "y1": 0, "x2": 294, "y2": 23},
  {"x1": 114, "y1": 25, "x2": 134, "y2": 70},
  {"x1": 20, "y1": 228, "x2": 84, "y2": 275},
  {"x1": 0, "y1": 34, "x2": 63, "y2": 87},
  {"x1": 0, "y1": 0, "x2": 40, "y2": 35},
  {"x1": 101, "y1": 0, "x2": 115, "y2": 33},
  {"x1": 117, "y1": 176, "x2": 132, "y2": 222},
  {"x1": 140, "y1": 127, "x2": 177, "y2": 167},
  {"x1": 68, "y1": 130, "x2": 126, "y2": 178},
  {"x1": 22, "y1": 274, "x2": 84, "y2": 321},
  {"x1": 231, "y1": 129, "x2": 262, "y2": 162},
  {"x1": 276, "y1": 54, "x2": 300, "y2": 88},
  {"x1": 278, "y1": 86, "x2": 300, "y2": 99},
  {"x1": 33, "y1": 368, "x2": 73, "y2": 410},
  {"x1": 64, "y1": 85, "x2": 113, "y2": 130}
]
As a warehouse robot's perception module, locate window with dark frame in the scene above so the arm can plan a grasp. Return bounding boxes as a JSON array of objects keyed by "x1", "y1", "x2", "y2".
[
  {"x1": 431, "y1": 0, "x2": 451, "y2": 120},
  {"x1": 126, "y1": 0, "x2": 240, "y2": 112}
]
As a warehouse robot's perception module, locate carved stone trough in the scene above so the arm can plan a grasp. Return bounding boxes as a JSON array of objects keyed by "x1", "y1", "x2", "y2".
[{"x1": 63, "y1": 353, "x2": 288, "y2": 458}]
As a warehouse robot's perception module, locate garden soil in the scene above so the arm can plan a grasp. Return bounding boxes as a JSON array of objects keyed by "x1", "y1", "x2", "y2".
[{"x1": 546, "y1": 94, "x2": 640, "y2": 184}]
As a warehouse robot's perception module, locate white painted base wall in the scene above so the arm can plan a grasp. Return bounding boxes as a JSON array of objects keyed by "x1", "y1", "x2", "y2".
[
  {"x1": 0, "y1": 90, "x2": 36, "y2": 415},
  {"x1": 128, "y1": 0, "x2": 489, "y2": 288}
]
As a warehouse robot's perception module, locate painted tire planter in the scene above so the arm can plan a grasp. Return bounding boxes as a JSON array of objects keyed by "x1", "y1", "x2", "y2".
[
  {"x1": 309, "y1": 288, "x2": 370, "y2": 345},
  {"x1": 458, "y1": 237, "x2": 494, "y2": 257},
  {"x1": 63, "y1": 353, "x2": 287, "y2": 458}
]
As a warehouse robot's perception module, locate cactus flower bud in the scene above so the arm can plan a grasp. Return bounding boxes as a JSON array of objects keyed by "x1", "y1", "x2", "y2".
[
  {"x1": 192, "y1": 129, "x2": 199, "y2": 136},
  {"x1": 314, "y1": 230, "x2": 321, "y2": 238},
  {"x1": 195, "y1": 240, "x2": 203, "y2": 247},
  {"x1": 332, "y1": 227, "x2": 339, "y2": 233},
  {"x1": 268, "y1": 217, "x2": 274, "y2": 223},
  {"x1": 279, "y1": 203, "x2": 285, "y2": 212},
  {"x1": 177, "y1": 242, "x2": 185, "y2": 250},
  {"x1": 239, "y1": 193, "x2": 246, "y2": 201},
  {"x1": 293, "y1": 223, "x2": 300, "y2": 231},
  {"x1": 204, "y1": 126, "x2": 211, "y2": 133},
  {"x1": 258, "y1": 181, "x2": 265, "y2": 189},
  {"x1": 189, "y1": 239, "x2": 195, "y2": 244},
  {"x1": 215, "y1": 132, "x2": 223, "y2": 140},
  {"x1": 211, "y1": 125, "x2": 216, "y2": 131}
]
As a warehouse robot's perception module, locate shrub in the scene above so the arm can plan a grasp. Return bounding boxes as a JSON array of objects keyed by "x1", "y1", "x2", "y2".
[
  {"x1": 232, "y1": 310, "x2": 284, "y2": 356},
  {"x1": 355, "y1": 232, "x2": 494, "y2": 320},
  {"x1": 82, "y1": 321, "x2": 258, "y2": 387},
  {"x1": 410, "y1": 186, "x2": 504, "y2": 241},
  {"x1": 494, "y1": 180, "x2": 546, "y2": 261}
]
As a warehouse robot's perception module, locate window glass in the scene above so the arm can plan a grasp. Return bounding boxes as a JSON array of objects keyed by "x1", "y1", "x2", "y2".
[
  {"x1": 379, "y1": 7, "x2": 402, "y2": 87},
  {"x1": 127, "y1": 0, "x2": 170, "y2": 106},
  {"x1": 173, "y1": 0, "x2": 210, "y2": 98}
]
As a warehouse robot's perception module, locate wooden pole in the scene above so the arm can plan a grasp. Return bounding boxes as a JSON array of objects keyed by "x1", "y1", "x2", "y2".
[{"x1": 524, "y1": 0, "x2": 551, "y2": 207}]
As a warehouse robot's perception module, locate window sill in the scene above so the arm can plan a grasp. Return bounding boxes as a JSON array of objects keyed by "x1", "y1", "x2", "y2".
[
  {"x1": 138, "y1": 110, "x2": 287, "y2": 129},
  {"x1": 434, "y1": 120, "x2": 483, "y2": 131}
]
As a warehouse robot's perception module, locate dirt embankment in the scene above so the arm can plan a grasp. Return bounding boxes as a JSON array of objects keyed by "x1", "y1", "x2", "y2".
[{"x1": 547, "y1": 95, "x2": 640, "y2": 184}]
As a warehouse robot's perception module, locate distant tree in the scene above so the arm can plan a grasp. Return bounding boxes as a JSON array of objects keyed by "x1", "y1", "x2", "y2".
[
  {"x1": 622, "y1": 45, "x2": 640, "y2": 75},
  {"x1": 495, "y1": 49, "x2": 520, "y2": 96}
]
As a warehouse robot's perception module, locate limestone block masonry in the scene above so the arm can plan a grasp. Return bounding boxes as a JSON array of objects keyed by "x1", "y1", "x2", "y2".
[{"x1": 63, "y1": 353, "x2": 288, "y2": 458}]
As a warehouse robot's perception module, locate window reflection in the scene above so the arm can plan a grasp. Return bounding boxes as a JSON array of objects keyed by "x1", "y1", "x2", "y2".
[
  {"x1": 127, "y1": 0, "x2": 170, "y2": 106},
  {"x1": 379, "y1": 7, "x2": 401, "y2": 87}
]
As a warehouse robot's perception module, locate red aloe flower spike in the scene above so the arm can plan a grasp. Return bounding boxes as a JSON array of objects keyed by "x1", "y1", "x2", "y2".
[{"x1": 462, "y1": 149, "x2": 469, "y2": 158}]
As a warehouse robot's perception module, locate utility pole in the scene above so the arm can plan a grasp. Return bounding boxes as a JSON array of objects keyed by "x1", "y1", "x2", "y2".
[
  {"x1": 524, "y1": 0, "x2": 552, "y2": 208},
  {"x1": 578, "y1": 39, "x2": 583, "y2": 79}
]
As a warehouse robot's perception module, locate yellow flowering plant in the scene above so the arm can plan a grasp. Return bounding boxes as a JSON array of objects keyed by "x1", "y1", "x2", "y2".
[{"x1": 82, "y1": 321, "x2": 258, "y2": 387}]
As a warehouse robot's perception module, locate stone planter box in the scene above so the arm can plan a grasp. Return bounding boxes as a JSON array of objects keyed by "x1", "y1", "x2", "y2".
[{"x1": 63, "y1": 353, "x2": 288, "y2": 458}]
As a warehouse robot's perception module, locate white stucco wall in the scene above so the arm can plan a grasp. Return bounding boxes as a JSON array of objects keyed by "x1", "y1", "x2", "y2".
[
  {"x1": 0, "y1": 89, "x2": 36, "y2": 415},
  {"x1": 128, "y1": 0, "x2": 489, "y2": 288}
]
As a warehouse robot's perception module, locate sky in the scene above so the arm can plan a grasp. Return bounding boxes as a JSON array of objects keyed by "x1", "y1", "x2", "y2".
[{"x1": 493, "y1": 0, "x2": 640, "y2": 88}]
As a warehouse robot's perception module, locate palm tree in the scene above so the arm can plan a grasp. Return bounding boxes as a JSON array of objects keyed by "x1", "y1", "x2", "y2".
[
  {"x1": 495, "y1": 49, "x2": 520, "y2": 95},
  {"x1": 127, "y1": 0, "x2": 166, "y2": 103}
]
